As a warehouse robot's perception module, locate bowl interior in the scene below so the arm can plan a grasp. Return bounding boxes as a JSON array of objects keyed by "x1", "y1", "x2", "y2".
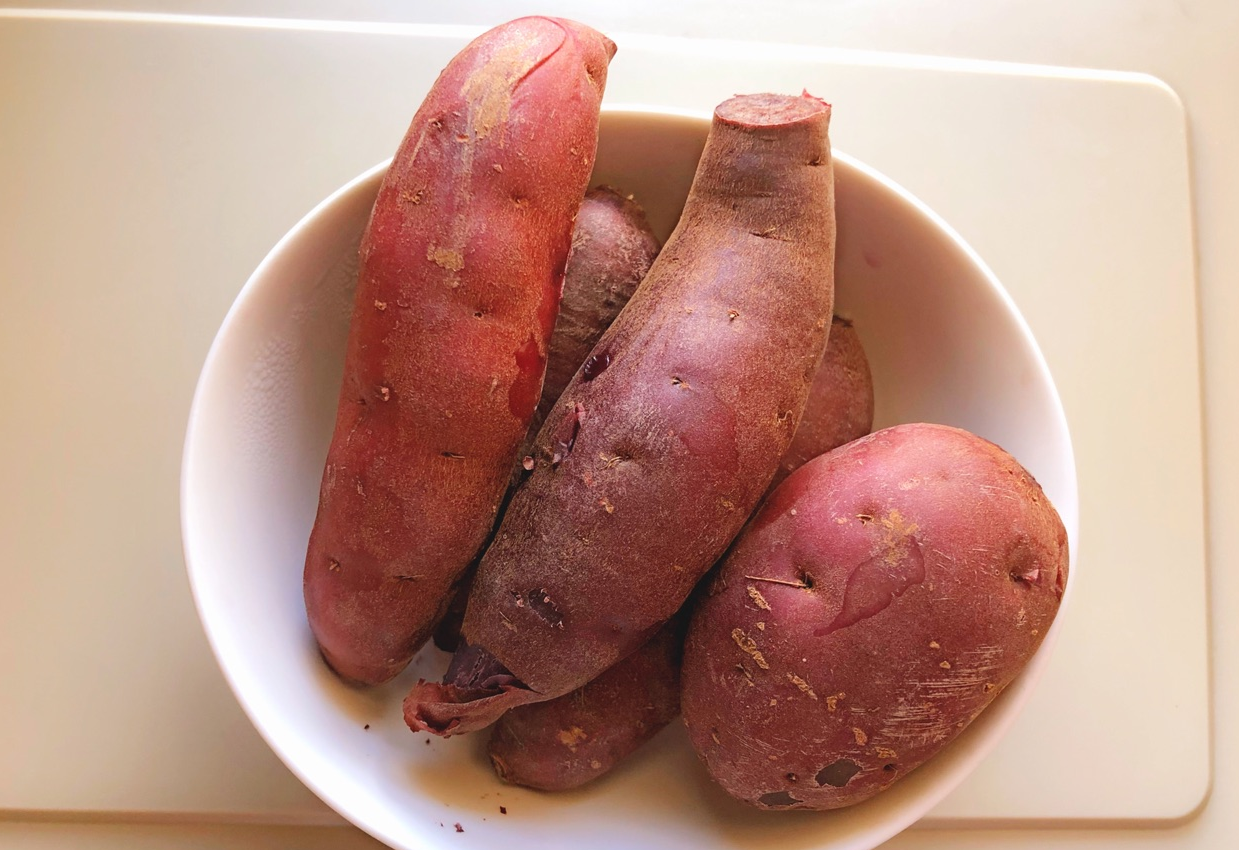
[{"x1": 182, "y1": 107, "x2": 1078, "y2": 850}]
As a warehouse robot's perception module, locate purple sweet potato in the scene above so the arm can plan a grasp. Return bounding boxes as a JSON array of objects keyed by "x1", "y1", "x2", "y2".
[
  {"x1": 770, "y1": 315, "x2": 873, "y2": 488},
  {"x1": 405, "y1": 91, "x2": 837, "y2": 735},
  {"x1": 433, "y1": 185, "x2": 660, "y2": 655},
  {"x1": 532, "y1": 184, "x2": 661, "y2": 439},
  {"x1": 303, "y1": 17, "x2": 615, "y2": 685},
  {"x1": 681, "y1": 423, "x2": 1069, "y2": 810},
  {"x1": 487, "y1": 617, "x2": 684, "y2": 791}
]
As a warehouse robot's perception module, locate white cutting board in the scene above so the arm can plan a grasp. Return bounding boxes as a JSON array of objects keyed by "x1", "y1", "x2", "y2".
[{"x1": 0, "y1": 11, "x2": 1208, "y2": 827}]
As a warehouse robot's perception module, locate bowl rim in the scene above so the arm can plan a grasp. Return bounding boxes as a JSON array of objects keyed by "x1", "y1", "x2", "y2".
[{"x1": 180, "y1": 102, "x2": 1079, "y2": 850}]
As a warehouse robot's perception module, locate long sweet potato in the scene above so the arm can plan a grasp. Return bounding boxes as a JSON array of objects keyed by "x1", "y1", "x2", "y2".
[
  {"x1": 405, "y1": 91, "x2": 837, "y2": 734},
  {"x1": 304, "y1": 17, "x2": 615, "y2": 685}
]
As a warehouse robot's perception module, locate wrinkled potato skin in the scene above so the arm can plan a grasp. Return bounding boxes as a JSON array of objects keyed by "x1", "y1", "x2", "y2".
[
  {"x1": 304, "y1": 17, "x2": 615, "y2": 686},
  {"x1": 681, "y1": 423, "x2": 1069, "y2": 810},
  {"x1": 407, "y1": 92, "x2": 837, "y2": 735},
  {"x1": 487, "y1": 618, "x2": 683, "y2": 791},
  {"x1": 770, "y1": 315, "x2": 873, "y2": 488}
]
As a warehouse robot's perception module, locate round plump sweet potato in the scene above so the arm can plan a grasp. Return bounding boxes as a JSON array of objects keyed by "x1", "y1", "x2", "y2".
[{"x1": 681, "y1": 423, "x2": 1069, "y2": 810}]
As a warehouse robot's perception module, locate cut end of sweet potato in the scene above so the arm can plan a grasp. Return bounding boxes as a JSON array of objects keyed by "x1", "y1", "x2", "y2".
[{"x1": 715, "y1": 92, "x2": 830, "y2": 128}]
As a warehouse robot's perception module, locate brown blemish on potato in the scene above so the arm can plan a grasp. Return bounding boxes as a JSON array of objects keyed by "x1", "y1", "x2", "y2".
[
  {"x1": 599, "y1": 496, "x2": 615, "y2": 514},
  {"x1": 459, "y1": 38, "x2": 543, "y2": 142},
  {"x1": 426, "y1": 244, "x2": 465, "y2": 272},
  {"x1": 756, "y1": 621, "x2": 766, "y2": 631},
  {"x1": 671, "y1": 375, "x2": 691, "y2": 389},
  {"x1": 853, "y1": 727, "x2": 868, "y2": 746},
  {"x1": 815, "y1": 759, "x2": 861, "y2": 788},
  {"x1": 787, "y1": 673, "x2": 818, "y2": 700},
  {"x1": 441, "y1": 451, "x2": 465, "y2": 460},
  {"x1": 378, "y1": 386, "x2": 391, "y2": 402},
  {"x1": 825, "y1": 693, "x2": 845, "y2": 712},
  {"x1": 731, "y1": 629, "x2": 770, "y2": 670},
  {"x1": 328, "y1": 559, "x2": 341, "y2": 572},
  {"x1": 747, "y1": 586, "x2": 772, "y2": 610},
  {"x1": 929, "y1": 640, "x2": 940, "y2": 649},
  {"x1": 557, "y1": 726, "x2": 588, "y2": 751},
  {"x1": 728, "y1": 309, "x2": 740, "y2": 321},
  {"x1": 374, "y1": 299, "x2": 387, "y2": 311},
  {"x1": 492, "y1": 163, "x2": 503, "y2": 173},
  {"x1": 874, "y1": 745, "x2": 898, "y2": 759},
  {"x1": 399, "y1": 188, "x2": 423, "y2": 205},
  {"x1": 983, "y1": 683, "x2": 996, "y2": 693},
  {"x1": 939, "y1": 660, "x2": 952, "y2": 669}
]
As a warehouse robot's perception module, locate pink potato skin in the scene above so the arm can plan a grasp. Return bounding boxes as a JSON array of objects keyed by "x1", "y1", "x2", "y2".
[
  {"x1": 681, "y1": 423, "x2": 1069, "y2": 810},
  {"x1": 405, "y1": 91, "x2": 838, "y2": 735},
  {"x1": 487, "y1": 618, "x2": 683, "y2": 791},
  {"x1": 303, "y1": 17, "x2": 615, "y2": 686}
]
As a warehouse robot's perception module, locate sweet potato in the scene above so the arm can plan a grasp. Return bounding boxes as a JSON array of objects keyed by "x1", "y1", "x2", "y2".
[
  {"x1": 405, "y1": 91, "x2": 837, "y2": 734},
  {"x1": 433, "y1": 185, "x2": 660, "y2": 655},
  {"x1": 532, "y1": 184, "x2": 661, "y2": 439},
  {"x1": 487, "y1": 617, "x2": 684, "y2": 791},
  {"x1": 303, "y1": 17, "x2": 615, "y2": 685},
  {"x1": 770, "y1": 315, "x2": 873, "y2": 488},
  {"x1": 680, "y1": 423, "x2": 1069, "y2": 810}
]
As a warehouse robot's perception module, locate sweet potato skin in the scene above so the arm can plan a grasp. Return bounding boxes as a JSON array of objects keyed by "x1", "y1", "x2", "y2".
[
  {"x1": 487, "y1": 618, "x2": 683, "y2": 791},
  {"x1": 533, "y1": 185, "x2": 661, "y2": 435},
  {"x1": 680, "y1": 423, "x2": 1069, "y2": 810},
  {"x1": 304, "y1": 17, "x2": 615, "y2": 685},
  {"x1": 406, "y1": 92, "x2": 836, "y2": 734},
  {"x1": 770, "y1": 315, "x2": 873, "y2": 488}
]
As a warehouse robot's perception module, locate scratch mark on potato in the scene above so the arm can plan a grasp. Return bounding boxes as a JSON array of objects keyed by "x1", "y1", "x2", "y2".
[
  {"x1": 787, "y1": 673, "x2": 817, "y2": 700},
  {"x1": 731, "y1": 629, "x2": 770, "y2": 670}
]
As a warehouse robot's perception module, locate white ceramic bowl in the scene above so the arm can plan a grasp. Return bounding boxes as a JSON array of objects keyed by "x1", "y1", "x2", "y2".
[{"x1": 182, "y1": 107, "x2": 1078, "y2": 850}]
